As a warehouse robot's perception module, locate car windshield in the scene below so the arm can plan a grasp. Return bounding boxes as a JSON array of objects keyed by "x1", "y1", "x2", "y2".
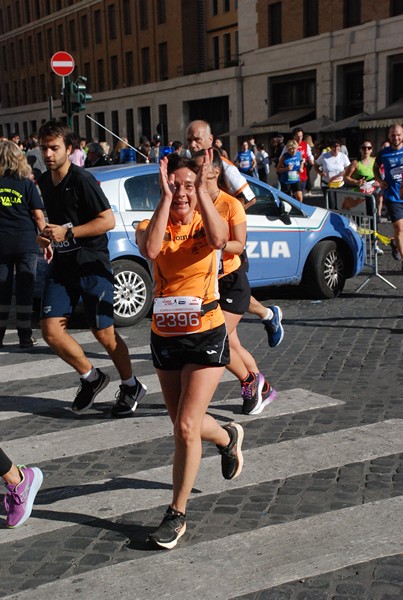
[{"x1": 124, "y1": 172, "x2": 161, "y2": 210}]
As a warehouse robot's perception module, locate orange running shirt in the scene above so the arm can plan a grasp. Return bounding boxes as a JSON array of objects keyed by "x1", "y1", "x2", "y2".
[
  {"x1": 136, "y1": 210, "x2": 225, "y2": 335},
  {"x1": 214, "y1": 189, "x2": 246, "y2": 277}
]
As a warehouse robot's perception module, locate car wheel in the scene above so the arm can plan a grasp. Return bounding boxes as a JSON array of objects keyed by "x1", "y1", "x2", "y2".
[
  {"x1": 304, "y1": 240, "x2": 346, "y2": 298},
  {"x1": 112, "y1": 260, "x2": 153, "y2": 327}
]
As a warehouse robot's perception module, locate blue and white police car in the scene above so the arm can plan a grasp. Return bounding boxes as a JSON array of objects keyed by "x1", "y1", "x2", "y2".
[{"x1": 86, "y1": 163, "x2": 365, "y2": 327}]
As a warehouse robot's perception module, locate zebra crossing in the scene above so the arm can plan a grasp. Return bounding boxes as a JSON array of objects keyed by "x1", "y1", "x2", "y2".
[{"x1": 0, "y1": 333, "x2": 402, "y2": 599}]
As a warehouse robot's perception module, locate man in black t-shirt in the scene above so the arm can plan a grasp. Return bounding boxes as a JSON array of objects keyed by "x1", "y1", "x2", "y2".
[{"x1": 37, "y1": 120, "x2": 146, "y2": 418}]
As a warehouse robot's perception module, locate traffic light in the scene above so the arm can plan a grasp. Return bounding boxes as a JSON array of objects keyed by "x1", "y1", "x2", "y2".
[
  {"x1": 61, "y1": 80, "x2": 72, "y2": 116},
  {"x1": 70, "y1": 76, "x2": 92, "y2": 113}
]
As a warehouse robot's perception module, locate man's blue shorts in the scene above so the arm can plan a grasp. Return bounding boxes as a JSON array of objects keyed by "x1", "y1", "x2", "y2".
[
  {"x1": 41, "y1": 271, "x2": 115, "y2": 330},
  {"x1": 385, "y1": 200, "x2": 403, "y2": 223}
]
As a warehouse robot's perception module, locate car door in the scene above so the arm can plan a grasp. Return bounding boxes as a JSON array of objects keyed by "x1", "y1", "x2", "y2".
[{"x1": 245, "y1": 180, "x2": 303, "y2": 285}]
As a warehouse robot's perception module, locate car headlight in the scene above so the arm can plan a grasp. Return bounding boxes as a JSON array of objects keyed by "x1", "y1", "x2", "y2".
[{"x1": 348, "y1": 219, "x2": 358, "y2": 232}]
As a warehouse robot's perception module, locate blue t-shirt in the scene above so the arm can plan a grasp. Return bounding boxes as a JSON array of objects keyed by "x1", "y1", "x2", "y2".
[
  {"x1": 0, "y1": 174, "x2": 44, "y2": 255},
  {"x1": 279, "y1": 151, "x2": 302, "y2": 184},
  {"x1": 376, "y1": 145, "x2": 403, "y2": 203}
]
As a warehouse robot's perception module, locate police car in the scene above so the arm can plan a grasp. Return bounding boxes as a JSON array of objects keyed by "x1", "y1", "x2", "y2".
[{"x1": 86, "y1": 163, "x2": 365, "y2": 327}]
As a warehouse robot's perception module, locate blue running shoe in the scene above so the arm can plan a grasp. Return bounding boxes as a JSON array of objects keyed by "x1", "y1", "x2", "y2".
[{"x1": 263, "y1": 306, "x2": 284, "y2": 348}]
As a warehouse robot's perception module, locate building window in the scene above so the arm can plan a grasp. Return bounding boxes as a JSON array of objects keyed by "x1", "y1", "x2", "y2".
[
  {"x1": 110, "y1": 55, "x2": 119, "y2": 88},
  {"x1": 223, "y1": 0, "x2": 230, "y2": 12},
  {"x1": 21, "y1": 79, "x2": 27, "y2": 105},
  {"x1": 112, "y1": 110, "x2": 119, "y2": 140},
  {"x1": 389, "y1": 54, "x2": 403, "y2": 103},
  {"x1": 69, "y1": 20, "x2": 76, "y2": 51},
  {"x1": 10, "y1": 43, "x2": 16, "y2": 69},
  {"x1": 57, "y1": 24, "x2": 64, "y2": 48},
  {"x1": 268, "y1": 2, "x2": 282, "y2": 46},
  {"x1": 140, "y1": 0, "x2": 148, "y2": 29},
  {"x1": 141, "y1": 47, "x2": 150, "y2": 84},
  {"x1": 126, "y1": 109, "x2": 134, "y2": 145},
  {"x1": 37, "y1": 32, "x2": 43, "y2": 60},
  {"x1": 0, "y1": 9, "x2": 3, "y2": 35},
  {"x1": 223, "y1": 33, "x2": 231, "y2": 67},
  {"x1": 344, "y1": 0, "x2": 360, "y2": 28},
  {"x1": 139, "y1": 106, "x2": 151, "y2": 141},
  {"x1": 45, "y1": 0, "x2": 51, "y2": 15},
  {"x1": 212, "y1": 0, "x2": 218, "y2": 16},
  {"x1": 212, "y1": 36, "x2": 219, "y2": 69},
  {"x1": 336, "y1": 62, "x2": 364, "y2": 119},
  {"x1": 159, "y1": 42, "x2": 168, "y2": 80},
  {"x1": 125, "y1": 51, "x2": 134, "y2": 86},
  {"x1": 108, "y1": 4, "x2": 116, "y2": 40},
  {"x1": 391, "y1": 0, "x2": 403, "y2": 15},
  {"x1": 46, "y1": 28, "x2": 53, "y2": 57},
  {"x1": 6, "y1": 6, "x2": 12, "y2": 29},
  {"x1": 81, "y1": 15, "x2": 89, "y2": 48},
  {"x1": 123, "y1": 0, "x2": 132, "y2": 34},
  {"x1": 27, "y1": 36, "x2": 34, "y2": 64},
  {"x1": 15, "y1": 1, "x2": 21, "y2": 27},
  {"x1": 94, "y1": 10, "x2": 102, "y2": 43},
  {"x1": 40, "y1": 74, "x2": 46, "y2": 101},
  {"x1": 303, "y1": 0, "x2": 318, "y2": 37},
  {"x1": 2, "y1": 46, "x2": 7, "y2": 72},
  {"x1": 34, "y1": 0, "x2": 40, "y2": 19},
  {"x1": 30, "y1": 76, "x2": 36, "y2": 101},
  {"x1": 97, "y1": 59, "x2": 105, "y2": 91},
  {"x1": 19, "y1": 39, "x2": 25, "y2": 66},
  {"x1": 157, "y1": 0, "x2": 166, "y2": 24},
  {"x1": 270, "y1": 71, "x2": 316, "y2": 113},
  {"x1": 84, "y1": 62, "x2": 91, "y2": 84},
  {"x1": 158, "y1": 104, "x2": 168, "y2": 144}
]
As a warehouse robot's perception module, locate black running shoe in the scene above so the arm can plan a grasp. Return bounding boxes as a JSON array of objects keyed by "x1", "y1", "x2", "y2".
[
  {"x1": 72, "y1": 369, "x2": 110, "y2": 413},
  {"x1": 390, "y1": 239, "x2": 401, "y2": 261},
  {"x1": 110, "y1": 379, "x2": 147, "y2": 418},
  {"x1": 217, "y1": 422, "x2": 244, "y2": 480},
  {"x1": 148, "y1": 506, "x2": 186, "y2": 550},
  {"x1": 19, "y1": 337, "x2": 38, "y2": 349}
]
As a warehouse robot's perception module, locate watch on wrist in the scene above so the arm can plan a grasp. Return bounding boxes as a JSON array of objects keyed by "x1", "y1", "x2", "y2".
[{"x1": 65, "y1": 226, "x2": 74, "y2": 241}]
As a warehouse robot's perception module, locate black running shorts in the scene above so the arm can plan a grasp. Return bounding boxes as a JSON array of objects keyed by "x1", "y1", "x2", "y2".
[
  {"x1": 218, "y1": 264, "x2": 251, "y2": 315},
  {"x1": 150, "y1": 323, "x2": 230, "y2": 370}
]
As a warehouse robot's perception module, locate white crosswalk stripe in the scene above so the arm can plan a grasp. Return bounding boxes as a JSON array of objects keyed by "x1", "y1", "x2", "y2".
[{"x1": 0, "y1": 338, "x2": 401, "y2": 598}]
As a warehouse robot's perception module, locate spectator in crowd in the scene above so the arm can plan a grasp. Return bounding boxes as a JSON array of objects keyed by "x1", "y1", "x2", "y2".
[
  {"x1": 1, "y1": 448, "x2": 43, "y2": 528},
  {"x1": 214, "y1": 138, "x2": 228, "y2": 158},
  {"x1": 9, "y1": 132, "x2": 20, "y2": 145},
  {"x1": 136, "y1": 136, "x2": 151, "y2": 163},
  {"x1": 255, "y1": 143, "x2": 270, "y2": 183},
  {"x1": 314, "y1": 139, "x2": 350, "y2": 198},
  {"x1": 303, "y1": 133, "x2": 315, "y2": 195},
  {"x1": 111, "y1": 137, "x2": 129, "y2": 164},
  {"x1": 234, "y1": 140, "x2": 257, "y2": 177},
  {"x1": 26, "y1": 139, "x2": 47, "y2": 179},
  {"x1": 69, "y1": 132, "x2": 86, "y2": 167},
  {"x1": 85, "y1": 142, "x2": 112, "y2": 167},
  {"x1": 150, "y1": 134, "x2": 162, "y2": 163}
]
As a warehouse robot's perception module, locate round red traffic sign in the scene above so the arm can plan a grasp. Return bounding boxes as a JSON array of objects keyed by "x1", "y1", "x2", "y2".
[{"x1": 50, "y1": 51, "x2": 75, "y2": 77}]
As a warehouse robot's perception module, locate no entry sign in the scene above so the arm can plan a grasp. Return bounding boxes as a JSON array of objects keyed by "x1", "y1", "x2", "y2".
[{"x1": 50, "y1": 51, "x2": 75, "y2": 77}]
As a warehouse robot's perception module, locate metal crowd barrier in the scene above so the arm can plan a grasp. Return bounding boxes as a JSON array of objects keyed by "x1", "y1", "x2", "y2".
[{"x1": 325, "y1": 188, "x2": 396, "y2": 292}]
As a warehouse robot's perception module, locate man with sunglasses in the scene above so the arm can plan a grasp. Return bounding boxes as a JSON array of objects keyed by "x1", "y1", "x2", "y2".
[{"x1": 374, "y1": 124, "x2": 403, "y2": 263}]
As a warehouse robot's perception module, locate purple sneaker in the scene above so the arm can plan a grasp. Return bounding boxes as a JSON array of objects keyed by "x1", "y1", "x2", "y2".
[
  {"x1": 241, "y1": 372, "x2": 265, "y2": 415},
  {"x1": 248, "y1": 382, "x2": 277, "y2": 415},
  {"x1": 4, "y1": 466, "x2": 43, "y2": 528}
]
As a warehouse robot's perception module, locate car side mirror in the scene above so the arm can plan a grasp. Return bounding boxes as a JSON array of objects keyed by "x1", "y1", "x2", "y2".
[{"x1": 279, "y1": 200, "x2": 292, "y2": 225}]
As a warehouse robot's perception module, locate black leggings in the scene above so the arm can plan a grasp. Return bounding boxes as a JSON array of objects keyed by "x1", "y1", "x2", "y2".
[{"x1": 0, "y1": 448, "x2": 13, "y2": 477}]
